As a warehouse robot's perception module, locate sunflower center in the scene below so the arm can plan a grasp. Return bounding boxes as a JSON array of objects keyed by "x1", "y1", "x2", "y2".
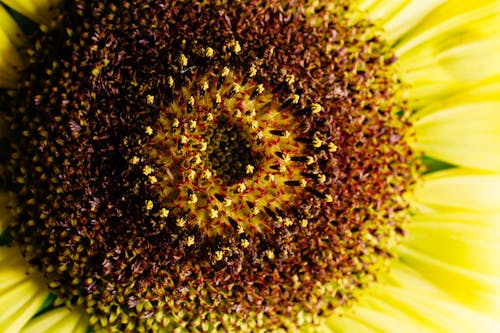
[
  {"x1": 0, "y1": 1, "x2": 420, "y2": 332},
  {"x1": 205, "y1": 118, "x2": 256, "y2": 185}
]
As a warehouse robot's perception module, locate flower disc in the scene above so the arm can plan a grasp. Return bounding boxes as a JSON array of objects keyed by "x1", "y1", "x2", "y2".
[{"x1": 1, "y1": 1, "x2": 419, "y2": 332}]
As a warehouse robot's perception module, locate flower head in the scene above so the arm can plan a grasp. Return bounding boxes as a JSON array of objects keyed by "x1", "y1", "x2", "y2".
[{"x1": 0, "y1": 0, "x2": 499, "y2": 332}]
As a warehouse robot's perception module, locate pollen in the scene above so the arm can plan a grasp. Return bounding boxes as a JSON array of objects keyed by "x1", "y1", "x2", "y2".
[
  {"x1": 178, "y1": 54, "x2": 188, "y2": 67},
  {"x1": 328, "y1": 142, "x2": 338, "y2": 152},
  {"x1": 146, "y1": 94, "x2": 155, "y2": 105},
  {"x1": 159, "y1": 208, "x2": 170, "y2": 218},
  {"x1": 209, "y1": 209, "x2": 219, "y2": 219},
  {"x1": 245, "y1": 164, "x2": 255, "y2": 174},
  {"x1": 142, "y1": 165, "x2": 154, "y2": 176},
  {"x1": 311, "y1": 103, "x2": 323, "y2": 114},
  {"x1": 205, "y1": 47, "x2": 214, "y2": 58},
  {"x1": 186, "y1": 236, "x2": 195, "y2": 247},
  {"x1": 312, "y1": 136, "x2": 324, "y2": 148}
]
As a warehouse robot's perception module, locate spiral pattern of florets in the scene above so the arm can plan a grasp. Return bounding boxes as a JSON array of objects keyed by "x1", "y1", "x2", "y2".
[{"x1": 0, "y1": 1, "x2": 419, "y2": 332}]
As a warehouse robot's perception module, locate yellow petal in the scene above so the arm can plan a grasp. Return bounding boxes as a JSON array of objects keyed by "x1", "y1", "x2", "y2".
[
  {"x1": 407, "y1": 214, "x2": 500, "y2": 278},
  {"x1": 400, "y1": 209, "x2": 500, "y2": 317},
  {"x1": 325, "y1": 311, "x2": 383, "y2": 333},
  {"x1": 383, "y1": 1, "x2": 444, "y2": 42},
  {"x1": 327, "y1": 258, "x2": 500, "y2": 332},
  {"x1": 397, "y1": 0, "x2": 500, "y2": 56},
  {"x1": 398, "y1": 245, "x2": 500, "y2": 317},
  {"x1": 0, "y1": 0, "x2": 62, "y2": 25},
  {"x1": 0, "y1": 5, "x2": 23, "y2": 46},
  {"x1": 356, "y1": 0, "x2": 444, "y2": 42},
  {"x1": 21, "y1": 307, "x2": 88, "y2": 333},
  {"x1": 0, "y1": 22, "x2": 22, "y2": 85},
  {"x1": 0, "y1": 247, "x2": 49, "y2": 333},
  {"x1": 415, "y1": 169, "x2": 500, "y2": 212},
  {"x1": 397, "y1": 1, "x2": 500, "y2": 106},
  {"x1": 414, "y1": 83, "x2": 500, "y2": 171}
]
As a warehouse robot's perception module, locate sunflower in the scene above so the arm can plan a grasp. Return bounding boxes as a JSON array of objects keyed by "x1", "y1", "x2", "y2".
[{"x1": 0, "y1": 0, "x2": 499, "y2": 332}]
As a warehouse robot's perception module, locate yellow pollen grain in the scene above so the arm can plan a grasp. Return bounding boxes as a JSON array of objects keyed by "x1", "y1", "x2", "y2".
[
  {"x1": 193, "y1": 155, "x2": 202, "y2": 165},
  {"x1": 188, "y1": 193, "x2": 198, "y2": 205},
  {"x1": 312, "y1": 137, "x2": 324, "y2": 148},
  {"x1": 234, "y1": 110, "x2": 242, "y2": 119},
  {"x1": 237, "y1": 225, "x2": 245, "y2": 234},
  {"x1": 251, "y1": 120, "x2": 259, "y2": 130},
  {"x1": 300, "y1": 179, "x2": 307, "y2": 187},
  {"x1": 232, "y1": 83, "x2": 241, "y2": 93},
  {"x1": 300, "y1": 219, "x2": 308, "y2": 228},
  {"x1": 179, "y1": 54, "x2": 188, "y2": 67},
  {"x1": 149, "y1": 176, "x2": 158, "y2": 184},
  {"x1": 266, "y1": 173, "x2": 275, "y2": 182},
  {"x1": 145, "y1": 200, "x2": 154, "y2": 211},
  {"x1": 283, "y1": 218, "x2": 293, "y2": 227},
  {"x1": 180, "y1": 135, "x2": 188, "y2": 144},
  {"x1": 206, "y1": 113, "x2": 214, "y2": 122},
  {"x1": 311, "y1": 103, "x2": 323, "y2": 114},
  {"x1": 257, "y1": 131, "x2": 264, "y2": 140},
  {"x1": 223, "y1": 198, "x2": 232, "y2": 207},
  {"x1": 245, "y1": 164, "x2": 254, "y2": 174},
  {"x1": 221, "y1": 67, "x2": 230, "y2": 77},
  {"x1": 285, "y1": 74, "x2": 295, "y2": 85},
  {"x1": 236, "y1": 182, "x2": 247, "y2": 193},
  {"x1": 265, "y1": 250, "x2": 275, "y2": 260},
  {"x1": 291, "y1": 94, "x2": 300, "y2": 104},
  {"x1": 248, "y1": 108, "x2": 257, "y2": 118},
  {"x1": 130, "y1": 156, "x2": 140, "y2": 165},
  {"x1": 279, "y1": 164, "x2": 287, "y2": 174},
  {"x1": 167, "y1": 76, "x2": 174, "y2": 87},
  {"x1": 202, "y1": 169, "x2": 212, "y2": 179},
  {"x1": 215, "y1": 251, "x2": 224, "y2": 261},
  {"x1": 233, "y1": 40, "x2": 241, "y2": 54},
  {"x1": 205, "y1": 47, "x2": 214, "y2": 58},
  {"x1": 186, "y1": 236, "x2": 195, "y2": 247},
  {"x1": 145, "y1": 126, "x2": 154, "y2": 135},
  {"x1": 187, "y1": 170, "x2": 196, "y2": 181},
  {"x1": 146, "y1": 94, "x2": 155, "y2": 105},
  {"x1": 248, "y1": 65, "x2": 257, "y2": 77},
  {"x1": 215, "y1": 93, "x2": 222, "y2": 105},
  {"x1": 199, "y1": 141, "x2": 208, "y2": 152},
  {"x1": 92, "y1": 67, "x2": 101, "y2": 76},
  {"x1": 189, "y1": 120, "x2": 197, "y2": 131},
  {"x1": 255, "y1": 84, "x2": 264, "y2": 95},
  {"x1": 325, "y1": 194, "x2": 333, "y2": 203},
  {"x1": 241, "y1": 239, "x2": 249, "y2": 248},
  {"x1": 328, "y1": 142, "x2": 338, "y2": 152},
  {"x1": 306, "y1": 156, "x2": 316, "y2": 165},
  {"x1": 318, "y1": 174, "x2": 327, "y2": 183},
  {"x1": 252, "y1": 207, "x2": 260, "y2": 216},
  {"x1": 176, "y1": 217, "x2": 186, "y2": 227},
  {"x1": 143, "y1": 165, "x2": 154, "y2": 176},
  {"x1": 172, "y1": 118, "x2": 180, "y2": 128},
  {"x1": 160, "y1": 208, "x2": 169, "y2": 218},
  {"x1": 202, "y1": 81, "x2": 209, "y2": 91},
  {"x1": 209, "y1": 208, "x2": 218, "y2": 219}
]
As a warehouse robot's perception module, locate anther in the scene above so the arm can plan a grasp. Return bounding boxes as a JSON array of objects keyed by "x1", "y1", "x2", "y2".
[
  {"x1": 204, "y1": 47, "x2": 214, "y2": 58},
  {"x1": 178, "y1": 54, "x2": 188, "y2": 67}
]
